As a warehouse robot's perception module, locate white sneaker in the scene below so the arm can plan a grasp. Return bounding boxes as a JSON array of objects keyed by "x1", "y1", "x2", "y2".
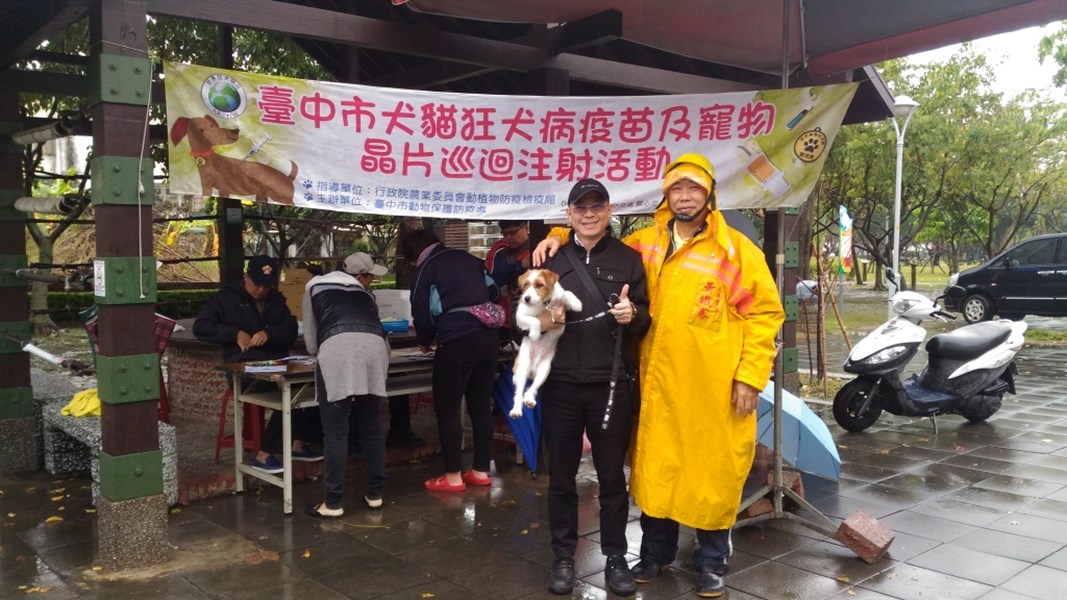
[{"x1": 364, "y1": 496, "x2": 383, "y2": 509}]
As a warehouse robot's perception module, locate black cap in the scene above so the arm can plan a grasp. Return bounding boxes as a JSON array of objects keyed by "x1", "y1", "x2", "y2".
[
  {"x1": 567, "y1": 178, "x2": 610, "y2": 204},
  {"x1": 247, "y1": 255, "x2": 279, "y2": 287}
]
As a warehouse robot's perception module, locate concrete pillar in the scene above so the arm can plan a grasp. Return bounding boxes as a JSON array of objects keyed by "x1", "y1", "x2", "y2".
[{"x1": 88, "y1": 0, "x2": 170, "y2": 569}]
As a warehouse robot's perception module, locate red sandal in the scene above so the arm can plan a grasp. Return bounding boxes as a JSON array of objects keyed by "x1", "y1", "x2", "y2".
[
  {"x1": 462, "y1": 471, "x2": 492, "y2": 486},
  {"x1": 425, "y1": 475, "x2": 466, "y2": 492}
]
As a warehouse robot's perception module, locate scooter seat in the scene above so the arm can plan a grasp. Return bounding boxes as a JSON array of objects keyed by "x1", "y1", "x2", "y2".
[{"x1": 925, "y1": 321, "x2": 1011, "y2": 359}]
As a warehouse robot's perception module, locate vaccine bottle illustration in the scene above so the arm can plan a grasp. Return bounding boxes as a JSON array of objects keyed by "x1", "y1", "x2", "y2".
[{"x1": 739, "y1": 140, "x2": 790, "y2": 198}]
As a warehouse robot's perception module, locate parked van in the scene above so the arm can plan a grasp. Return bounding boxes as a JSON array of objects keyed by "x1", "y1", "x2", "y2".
[{"x1": 945, "y1": 233, "x2": 1067, "y2": 323}]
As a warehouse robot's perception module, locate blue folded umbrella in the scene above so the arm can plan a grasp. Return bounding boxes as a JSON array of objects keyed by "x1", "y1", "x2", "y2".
[
  {"x1": 492, "y1": 366, "x2": 541, "y2": 473},
  {"x1": 757, "y1": 382, "x2": 841, "y2": 481}
]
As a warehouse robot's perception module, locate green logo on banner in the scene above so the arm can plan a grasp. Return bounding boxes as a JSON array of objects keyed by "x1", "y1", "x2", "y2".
[{"x1": 200, "y1": 74, "x2": 246, "y2": 119}]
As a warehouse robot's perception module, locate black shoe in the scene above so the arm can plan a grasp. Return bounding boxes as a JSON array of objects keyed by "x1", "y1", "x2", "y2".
[
  {"x1": 549, "y1": 556, "x2": 575, "y2": 595},
  {"x1": 605, "y1": 555, "x2": 636, "y2": 596},
  {"x1": 696, "y1": 569, "x2": 726, "y2": 598},
  {"x1": 631, "y1": 558, "x2": 666, "y2": 583}
]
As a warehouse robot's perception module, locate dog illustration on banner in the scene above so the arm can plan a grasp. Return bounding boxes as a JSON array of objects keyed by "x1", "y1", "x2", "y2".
[
  {"x1": 170, "y1": 115, "x2": 298, "y2": 204},
  {"x1": 510, "y1": 269, "x2": 582, "y2": 418}
]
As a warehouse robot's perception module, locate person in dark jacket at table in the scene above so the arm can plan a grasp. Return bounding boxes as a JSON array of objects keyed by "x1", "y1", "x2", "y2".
[
  {"x1": 401, "y1": 229, "x2": 499, "y2": 493},
  {"x1": 194, "y1": 255, "x2": 322, "y2": 474}
]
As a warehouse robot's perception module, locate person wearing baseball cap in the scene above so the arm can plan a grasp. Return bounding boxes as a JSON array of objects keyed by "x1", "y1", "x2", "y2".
[
  {"x1": 539, "y1": 177, "x2": 651, "y2": 597},
  {"x1": 532, "y1": 154, "x2": 784, "y2": 596},
  {"x1": 302, "y1": 252, "x2": 392, "y2": 517},
  {"x1": 194, "y1": 256, "x2": 323, "y2": 474}
]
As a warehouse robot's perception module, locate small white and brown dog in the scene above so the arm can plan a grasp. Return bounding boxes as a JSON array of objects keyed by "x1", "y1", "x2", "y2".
[{"x1": 510, "y1": 269, "x2": 583, "y2": 418}]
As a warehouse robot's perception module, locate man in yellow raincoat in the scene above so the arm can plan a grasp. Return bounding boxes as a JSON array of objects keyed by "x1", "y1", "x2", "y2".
[{"x1": 535, "y1": 152, "x2": 783, "y2": 597}]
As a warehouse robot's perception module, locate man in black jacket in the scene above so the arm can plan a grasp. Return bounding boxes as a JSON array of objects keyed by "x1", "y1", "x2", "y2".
[
  {"x1": 194, "y1": 256, "x2": 321, "y2": 473},
  {"x1": 539, "y1": 179, "x2": 651, "y2": 596}
]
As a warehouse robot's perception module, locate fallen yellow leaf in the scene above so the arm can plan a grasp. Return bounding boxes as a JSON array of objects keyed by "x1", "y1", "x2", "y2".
[
  {"x1": 421, "y1": 594, "x2": 435, "y2": 599},
  {"x1": 302, "y1": 549, "x2": 311, "y2": 559},
  {"x1": 84, "y1": 508, "x2": 96, "y2": 514},
  {"x1": 58, "y1": 506, "x2": 65, "y2": 512},
  {"x1": 520, "y1": 529, "x2": 528, "y2": 535},
  {"x1": 51, "y1": 495, "x2": 64, "y2": 502},
  {"x1": 170, "y1": 507, "x2": 182, "y2": 514},
  {"x1": 91, "y1": 566, "x2": 103, "y2": 571},
  {"x1": 25, "y1": 487, "x2": 36, "y2": 493},
  {"x1": 49, "y1": 488, "x2": 65, "y2": 494},
  {"x1": 44, "y1": 516, "x2": 63, "y2": 524},
  {"x1": 836, "y1": 575, "x2": 851, "y2": 583},
  {"x1": 6, "y1": 513, "x2": 14, "y2": 518}
]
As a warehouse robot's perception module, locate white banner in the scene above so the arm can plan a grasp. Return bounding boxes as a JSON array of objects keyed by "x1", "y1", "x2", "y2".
[{"x1": 165, "y1": 62, "x2": 856, "y2": 218}]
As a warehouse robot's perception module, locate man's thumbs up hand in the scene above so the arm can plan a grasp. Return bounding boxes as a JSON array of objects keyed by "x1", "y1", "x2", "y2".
[{"x1": 612, "y1": 284, "x2": 634, "y2": 325}]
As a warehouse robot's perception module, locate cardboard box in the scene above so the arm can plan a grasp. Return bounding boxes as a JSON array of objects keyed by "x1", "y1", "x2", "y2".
[
  {"x1": 280, "y1": 269, "x2": 312, "y2": 319},
  {"x1": 279, "y1": 282, "x2": 306, "y2": 319},
  {"x1": 283, "y1": 268, "x2": 313, "y2": 285}
]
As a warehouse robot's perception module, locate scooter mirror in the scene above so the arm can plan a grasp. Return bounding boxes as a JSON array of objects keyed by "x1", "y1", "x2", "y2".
[{"x1": 885, "y1": 268, "x2": 897, "y2": 286}]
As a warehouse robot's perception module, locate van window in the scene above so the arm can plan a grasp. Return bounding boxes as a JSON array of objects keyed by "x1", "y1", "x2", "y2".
[{"x1": 1004, "y1": 238, "x2": 1058, "y2": 267}]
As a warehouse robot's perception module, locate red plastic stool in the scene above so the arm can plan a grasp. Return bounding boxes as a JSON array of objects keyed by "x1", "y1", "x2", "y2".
[{"x1": 214, "y1": 389, "x2": 264, "y2": 464}]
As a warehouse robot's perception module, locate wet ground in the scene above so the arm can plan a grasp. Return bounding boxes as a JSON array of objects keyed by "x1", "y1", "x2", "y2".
[{"x1": 5, "y1": 308, "x2": 1067, "y2": 599}]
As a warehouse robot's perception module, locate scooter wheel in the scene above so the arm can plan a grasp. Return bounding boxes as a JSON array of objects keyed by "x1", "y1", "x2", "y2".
[{"x1": 833, "y1": 378, "x2": 884, "y2": 432}]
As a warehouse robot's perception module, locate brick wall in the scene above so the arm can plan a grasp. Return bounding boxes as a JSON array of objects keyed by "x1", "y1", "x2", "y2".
[{"x1": 165, "y1": 345, "x2": 229, "y2": 420}]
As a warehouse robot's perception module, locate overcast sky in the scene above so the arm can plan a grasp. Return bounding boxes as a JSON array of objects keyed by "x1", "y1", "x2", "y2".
[{"x1": 907, "y1": 23, "x2": 1066, "y2": 102}]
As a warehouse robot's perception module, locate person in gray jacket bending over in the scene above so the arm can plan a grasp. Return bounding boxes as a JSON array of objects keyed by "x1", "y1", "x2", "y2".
[{"x1": 303, "y1": 252, "x2": 391, "y2": 518}]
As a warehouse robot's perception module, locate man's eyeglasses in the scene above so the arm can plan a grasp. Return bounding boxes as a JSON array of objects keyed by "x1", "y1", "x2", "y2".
[{"x1": 571, "y1": 202, "x2": 608, "y2": 215}]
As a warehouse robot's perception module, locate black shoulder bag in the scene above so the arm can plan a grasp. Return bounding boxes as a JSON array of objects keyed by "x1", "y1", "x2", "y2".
[{"x1": 562, "y1": 244, "x2": 625, "y2": 430}]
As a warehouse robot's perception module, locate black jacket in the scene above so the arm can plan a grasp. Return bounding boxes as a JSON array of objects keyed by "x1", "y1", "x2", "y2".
[
  {"x1": 542, "y1": 231, "x2": 651, "y2": 383},
  {"x1": 309, "y1": 280, "x2": 385, "y2": 347},
  {"x1": 410, "y1": 244, "x2": 494, "y2": 345},
  {"x1": 193, "y1": 282, "x2": 298, "y2": 362}
]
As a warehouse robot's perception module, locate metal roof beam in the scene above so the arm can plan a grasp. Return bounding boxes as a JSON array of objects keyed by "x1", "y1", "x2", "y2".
[{"x1": 147, "y1": 0, "x2": 746, "y2": 94}]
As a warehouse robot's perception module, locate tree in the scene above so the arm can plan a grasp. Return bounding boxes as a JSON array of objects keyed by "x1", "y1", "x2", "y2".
[{"x1": 813, "y1": 45, "x2": 1067, "y2": 286}]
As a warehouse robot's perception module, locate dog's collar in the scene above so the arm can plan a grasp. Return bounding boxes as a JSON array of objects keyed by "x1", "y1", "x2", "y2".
[{"x1": 190, "y1": 149, "x2": 214, "y2": 157}]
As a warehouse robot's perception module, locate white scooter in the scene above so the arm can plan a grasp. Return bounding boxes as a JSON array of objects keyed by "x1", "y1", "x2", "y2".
[{"x1": 833, "y1": 269, "x2": 1027, "y2": 434}]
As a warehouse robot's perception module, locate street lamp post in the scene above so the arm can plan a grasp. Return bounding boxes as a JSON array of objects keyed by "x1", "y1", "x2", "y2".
[{"x1": 889, "y1": 94, "x2": 919, "y2": 315}]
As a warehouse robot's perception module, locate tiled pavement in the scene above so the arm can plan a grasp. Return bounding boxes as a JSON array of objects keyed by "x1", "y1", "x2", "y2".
[{"x1": 5, "y1": 345, "x2": 1067, "y2": 599}]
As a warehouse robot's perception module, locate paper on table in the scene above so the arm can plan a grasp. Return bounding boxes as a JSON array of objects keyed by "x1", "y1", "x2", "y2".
[
  {"x1": 244, "y1": 362, "x2": 288, "y2": 373},
  {"x1": 244, "y1": 356, "x2": 316, "y2": 372}
]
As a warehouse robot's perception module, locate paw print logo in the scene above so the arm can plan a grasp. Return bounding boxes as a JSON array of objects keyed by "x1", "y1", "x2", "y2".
[
  {"x1": 793, "y1": 128, "x2": 828, "y2": 163},
  {"x1": 301, "y1": 178, "x2": 314, "y2": 190}
]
